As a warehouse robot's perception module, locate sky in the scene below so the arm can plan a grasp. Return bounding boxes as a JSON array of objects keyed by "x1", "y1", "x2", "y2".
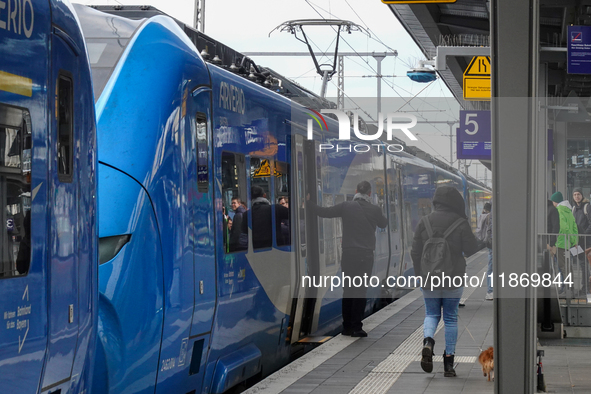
[{"x1": 77, "y1": 0, "x2": 491, "y2": 185}]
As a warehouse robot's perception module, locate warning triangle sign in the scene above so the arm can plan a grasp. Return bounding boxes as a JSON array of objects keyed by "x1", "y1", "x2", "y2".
[{"x1": 463, "y1": 56, "x2": 491, "y2": 77}]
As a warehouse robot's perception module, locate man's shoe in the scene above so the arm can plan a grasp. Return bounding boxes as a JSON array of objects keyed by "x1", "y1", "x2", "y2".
[
  {"x1": 351, "y1": 330, "x2": 367, "y2": 337},
  {"x1": 421, "y1": 337, "x2": 435, "y2": 373},
  {"x1": 485, "y1": 292, "x2": 493, "y2": 301},
  {"x1": 342, "y1": 328, "x2": 353, "y2": 336}
]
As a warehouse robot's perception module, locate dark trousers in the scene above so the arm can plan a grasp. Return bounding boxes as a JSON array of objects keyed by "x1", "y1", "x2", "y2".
[{"x1": 341, "y1": 248, "x2": 374, "y2": 332}]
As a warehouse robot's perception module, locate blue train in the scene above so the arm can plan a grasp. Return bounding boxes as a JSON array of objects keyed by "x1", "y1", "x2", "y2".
[
  {"x1": 0, "y1": 2, "x2": 490, "y2": 393},
  {"x1": 0, "y1": 1, "x2": 97, "y2": 393}
]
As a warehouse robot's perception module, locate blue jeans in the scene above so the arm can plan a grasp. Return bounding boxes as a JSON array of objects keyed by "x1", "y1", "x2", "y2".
[
  {"x1": 422, "y1": 287, "x2": 463, "y2": 355},
  {"x1": 487, "y1": 248, "x2": 493, "y2": 294}
]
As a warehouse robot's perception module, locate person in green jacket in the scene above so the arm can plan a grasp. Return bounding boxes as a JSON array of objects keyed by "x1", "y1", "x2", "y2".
[{"x1": 550, "y1": 191, "x2": 578, "y2": 293}]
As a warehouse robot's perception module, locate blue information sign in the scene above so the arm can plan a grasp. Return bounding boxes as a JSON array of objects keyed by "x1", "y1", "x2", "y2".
[
  {"x1": 568, "y1": 26, "x2": 591, "y2": 74},
  {"x1": 457, "y1": 110, "x2": 491, "y2": 160}
]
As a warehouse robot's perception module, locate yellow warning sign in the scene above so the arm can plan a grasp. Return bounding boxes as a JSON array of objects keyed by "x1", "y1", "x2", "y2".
[
  {"x1": 463, "y1": 78, "x2": 491, "y2": 100},
  {"x1": 253, "y1": 159, "x2": 282, "y2": 178},
  {"x1": 463, "y1": 56, "x2": 491, "y2": 101}
]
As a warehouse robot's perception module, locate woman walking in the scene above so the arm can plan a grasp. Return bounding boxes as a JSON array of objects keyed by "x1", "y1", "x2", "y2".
[{"x1": 411, "y1": 186, "x2": 479, "y2": 377}]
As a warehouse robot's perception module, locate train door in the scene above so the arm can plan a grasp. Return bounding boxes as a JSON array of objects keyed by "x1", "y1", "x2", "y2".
[
  {"x1": 41, "y1": 30, "x2": 81, "y2": 389},
  {"x1": 287, "y1": 134, "x2": 308, "y2": 343},
  {"x1": 299, "y1": 140, "x2": 324, "y2": 335},
  {"x1": 0, "y1": 105, "x2": 43, "y2": 393},
  {"x1": 386, "y1": 159, "x2": 404, "y2": 280},
  {"x1": 187, "y1": 87, "x2": 216, "y2": 391}
]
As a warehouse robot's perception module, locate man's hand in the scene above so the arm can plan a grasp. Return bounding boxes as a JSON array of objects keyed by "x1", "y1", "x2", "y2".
[
  {"x1": 306, "y1": 193, "x2": 310, "y2": 201},
  {"x1": 546, "y1": 244, "x2": 556, "y2": 256}
]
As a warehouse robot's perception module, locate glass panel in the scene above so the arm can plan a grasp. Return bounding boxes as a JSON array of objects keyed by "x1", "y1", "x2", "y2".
[
  {"x1": 297, "y1": 151, "x2": 306, "y2": 255},
  {"x1": 73, "y1": 3, "x2": 143, "y2": 100},
  {"x1": 275, "y1": 161, "x2": 290, "y2": 246},
  {"x1": 58, "y1": 75, "x2": 73, "y2": 182},
  {"x1": 195, "y1": 112, "x2": 208, "y2": 192},
  {"x1": 250, "y1": 157, "x2": 272, "y2": 249},
  {"x1": 0, "y1": 105, "x2": 32, "y2": 277},
  {"x1": 323, "y1": 193, "x2": 335, "y2": 265},
  {"x1": 222, "y1": 152, "x2": 247, "y2": 253},
  {"x1": 389, "y1": 169, "x2": 399, "y2": 233}
]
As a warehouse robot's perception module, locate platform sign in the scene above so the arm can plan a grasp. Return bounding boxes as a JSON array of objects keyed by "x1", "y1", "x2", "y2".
[
  {"x1": 457, "y1": 110, "x2": 491, "y2": 160},
  {"x1": 567, "y1": 26, "x2": 591, "y2": 74},
  {"x1": 463, "y1": 56, "x2": 491, "y2": 101}
]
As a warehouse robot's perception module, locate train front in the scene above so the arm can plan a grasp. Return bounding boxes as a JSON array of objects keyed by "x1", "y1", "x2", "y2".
[{"x1": 75, "y1": 5, "x2": 215, "y2": 394}]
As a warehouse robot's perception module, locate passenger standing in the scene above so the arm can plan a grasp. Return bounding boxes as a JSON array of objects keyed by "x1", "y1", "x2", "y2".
[
  {"x1": 241, "y1": 187, "x2": 289, "y2": 249},
  {"x1": 550, "y1": 192, "x2": 578, "y2": 294},
  {"x1": 572, "y1": 188, "x2": 591, "y2": 294},
  {"x1": 307, "y1": 181, "x2": 388, "y2": 337},
  {"x1": 411, "y1": 186, "x2": 478, "y2": 377},
  {"x1": 229, "y1": 197, "x2": 248, "y2": 252}
]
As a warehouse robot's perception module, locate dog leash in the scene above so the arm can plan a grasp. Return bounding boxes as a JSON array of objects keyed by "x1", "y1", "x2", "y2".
[{"x1": 457, "y1": 312, "x2": 484, "y2": 353}]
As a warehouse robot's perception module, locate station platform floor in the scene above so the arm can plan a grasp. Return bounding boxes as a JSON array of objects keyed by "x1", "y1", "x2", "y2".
[{"x1": 244, "y1": 250, "x2": 591, "y2": 394}]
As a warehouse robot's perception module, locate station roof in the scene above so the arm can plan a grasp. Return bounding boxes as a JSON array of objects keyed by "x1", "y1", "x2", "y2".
[
  {"x1": 385, "y1": 1, "x2": 582, "y2": 103},
  {"x1": 386, "y1": 1, "x2": 490, "y2": 109}
]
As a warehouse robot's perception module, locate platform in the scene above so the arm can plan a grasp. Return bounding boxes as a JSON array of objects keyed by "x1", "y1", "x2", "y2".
[{"x1": 244, "y1": 250, "x2": 591, "y2": 394}]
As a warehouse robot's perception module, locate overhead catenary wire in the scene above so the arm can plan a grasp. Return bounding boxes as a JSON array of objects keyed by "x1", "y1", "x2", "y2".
[{"x1": 299, "y1": 0, "x2": 458, "y2": 138}]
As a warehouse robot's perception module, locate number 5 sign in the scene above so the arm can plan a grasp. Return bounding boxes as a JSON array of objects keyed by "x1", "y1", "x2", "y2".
[{"x1": 456, "y1": 110, "x2": 491, "y2": 160}]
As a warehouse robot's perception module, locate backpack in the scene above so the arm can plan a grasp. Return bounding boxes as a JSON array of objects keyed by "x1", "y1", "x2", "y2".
[
  {"x1": 420, "y1": 216, "x2": 466, "y2": 287},
  {"x1": 572, "y1": 203, "x2": 589, "y2": 216}
]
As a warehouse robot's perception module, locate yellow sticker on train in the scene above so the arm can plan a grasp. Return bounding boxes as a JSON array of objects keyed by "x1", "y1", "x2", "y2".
[{"x1": 0, "y1": 71, "x2": 32, "y2": 97}]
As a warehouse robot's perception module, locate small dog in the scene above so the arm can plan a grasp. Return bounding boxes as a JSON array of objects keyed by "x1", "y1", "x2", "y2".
[{"x1": 478, "y1": 347, "x2": 494, "y2": 382}]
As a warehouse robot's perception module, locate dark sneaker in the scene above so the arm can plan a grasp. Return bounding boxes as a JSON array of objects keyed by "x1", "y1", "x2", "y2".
[
  {"x1": 351, "y1": 330, "x2": 368, "y2": 337},
  {"x1": 342, "y1": 328, "x2": 353, "y2": 336}
]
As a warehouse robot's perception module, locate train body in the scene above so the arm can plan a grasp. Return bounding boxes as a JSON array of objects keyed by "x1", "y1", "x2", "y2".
[
  {"x1": 0, "y1": 3, "x2": 490, "y2": 393},
  {"x1": 74, "y1": 5, "x2": 490, "y2": 394},
  {"x1": 0, "y1": 0, "x2": 98, "y2": 393}
]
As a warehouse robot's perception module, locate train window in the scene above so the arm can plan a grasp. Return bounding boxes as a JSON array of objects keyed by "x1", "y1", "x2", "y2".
[
  {"x1": 334, "y1": 195, "x2": 344, "y2": 263},
  {"x1": 195, "y1": 112, "x2": 209, "y2": 192},
  {"x1": 296, "y1": 151, "x2": 306, "y2": 255},
  {"x1": 57, "y1": 74, "x2": 73, "y2": 182},
  {"x1": 323, "y1": 193, "x2": 336, "y2": 265},
  {"x1": 0, "y1": 105, "x2": 32, "y2": 278},
  {"x1": 405, "y1": 202, "x2": 414, "y2": 250},
  {"x1": 221, "y1": 152, "x2": 247, "y2": 253},
  {"x1": 250, "y1": 157, "x2": 272, "y2": 249},
  {"x1": 275, "y1": 161, "x2": 291, "y2": 247},
  {"x1": 388, "y1": 180, "x2": 398, "y2": 233}
]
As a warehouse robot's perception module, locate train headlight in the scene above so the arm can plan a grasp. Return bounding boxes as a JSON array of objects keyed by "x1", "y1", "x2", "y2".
[{"x1": 99, "y1": 235, "x2": 131, "y2": 265}]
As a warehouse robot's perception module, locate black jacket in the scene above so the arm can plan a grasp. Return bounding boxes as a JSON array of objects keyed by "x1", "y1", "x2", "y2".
[
  {"x1": 411, "y1": 186, "x2": 478, "y2": 279},
  {"x1": 241, "y1": 200, "x2": 290, "y2": 249},
  {"x1": 572, "y1": 200, "x2": 591, "y2": 235},
  {"x1": 309, "y1": 197, "x2": 388, "y2": 251},
  {"x1": 229, "y1": 205, "x2": 248, "y2": 252},
  {"x1": 547, "y1": 200, "x2": 560, "y2": 247}
]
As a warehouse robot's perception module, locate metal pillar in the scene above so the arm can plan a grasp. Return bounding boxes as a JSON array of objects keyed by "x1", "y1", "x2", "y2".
[
  {"x1": 337, "y1": 55, "x2": 344, "y2": 110},
  {"x1": 373, "y1": 53, "x2": 386, "y2": 119},
  {"x1": 319, "y1": 70, "x2": 330, "y2": 99},
  {"x1": 194, "y1": 0, "x2": 205, "y2": 32},
  {"x1": 491, "y1": 0, "x2": 538, "y2": 393}
]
